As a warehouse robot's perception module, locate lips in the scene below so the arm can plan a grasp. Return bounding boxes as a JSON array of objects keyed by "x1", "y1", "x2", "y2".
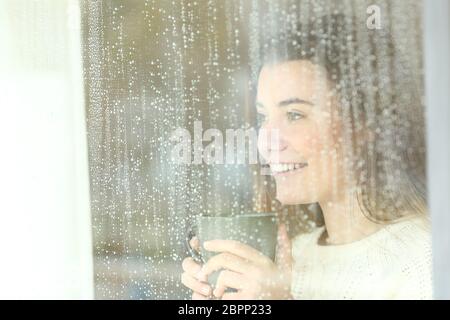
[{"x1": 269, "y1": 163, "x2": 308, "y2": 175}]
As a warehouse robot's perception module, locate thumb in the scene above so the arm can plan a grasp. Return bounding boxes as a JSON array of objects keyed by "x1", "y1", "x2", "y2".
[{"x1": 275, "y1": 223, "x2": 292, "y2": 272}]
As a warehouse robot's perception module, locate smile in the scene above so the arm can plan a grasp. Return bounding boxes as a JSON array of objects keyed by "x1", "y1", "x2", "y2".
[{"x1": 270, "y1": 163, "x2": 308, "y2": 175}]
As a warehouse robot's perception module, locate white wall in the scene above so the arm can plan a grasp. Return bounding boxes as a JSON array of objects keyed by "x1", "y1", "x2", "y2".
[
  {"x1": 0, "y1": 0, "x2": 93, "y2": 299},
  {"x1": 424, "y1": 0, "x2": 450, "y2": 300}
]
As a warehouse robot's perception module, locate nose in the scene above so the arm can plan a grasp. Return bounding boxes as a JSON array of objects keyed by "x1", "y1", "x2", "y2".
[
  {"x1": 267, "y1": 127, "x2": 288, "y2": 152},
  {"x1": 258, "y1": 122, "x2": 288, "y2": 160}
]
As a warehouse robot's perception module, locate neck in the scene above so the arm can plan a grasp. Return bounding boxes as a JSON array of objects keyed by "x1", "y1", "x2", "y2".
[{"x1": 318, "y1": 190, "x2": 384, "y2": 245}]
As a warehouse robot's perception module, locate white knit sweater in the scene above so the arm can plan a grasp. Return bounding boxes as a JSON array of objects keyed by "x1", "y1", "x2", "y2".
[{"x1": 291, "y1": 215, "x2": 433, "y2": 299}]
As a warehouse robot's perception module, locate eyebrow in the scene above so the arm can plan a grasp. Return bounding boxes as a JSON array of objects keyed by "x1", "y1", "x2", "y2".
[{"x1": 256, "y1": 98, "x2": 314, "y2": 109}]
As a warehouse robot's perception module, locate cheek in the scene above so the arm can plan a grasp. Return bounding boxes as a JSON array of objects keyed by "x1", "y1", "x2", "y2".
[
  {"x1": 287, "y1": 124, "x2": 323, "y2": 158},
  {"x1": 307, "y1": 115, "x2": 338, "y2": 158},
  {"x1": 289, "y1": 121, "x2": 338, "y2": 184},
  {"x1": 310, "y1": 127, "x2": 342, "y2": 189}
]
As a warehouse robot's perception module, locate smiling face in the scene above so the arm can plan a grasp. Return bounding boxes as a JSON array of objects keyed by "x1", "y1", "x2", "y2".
[{"x1": 256, "y1": 60, "x2": 345, "y2": 205}]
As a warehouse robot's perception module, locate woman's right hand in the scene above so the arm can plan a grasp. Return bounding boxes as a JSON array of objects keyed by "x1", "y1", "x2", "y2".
[{"x1": 181, "y1": 236, "x2": 213, "y2": 300}]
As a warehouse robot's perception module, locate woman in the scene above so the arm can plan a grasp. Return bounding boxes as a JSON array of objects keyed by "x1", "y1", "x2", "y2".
[{"x1": 181, "y1": 12, "x2": 432, "y2": 299}]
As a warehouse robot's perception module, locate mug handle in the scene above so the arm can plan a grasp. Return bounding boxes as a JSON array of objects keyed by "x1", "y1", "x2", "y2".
[
  {"x1": 185, "y1": 221, "x2": 237, "y2": 297},
  {"x1": 185, "y1": 223, "x2": 205, "y2": 264}
]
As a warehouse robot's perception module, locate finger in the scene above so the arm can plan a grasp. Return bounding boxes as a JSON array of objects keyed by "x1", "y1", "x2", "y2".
[
  {"x1": 213, "y1": 270, "x2": 245, "y2": 298},
  {"x1": 192, "y1": 292, "x2": 209, "y2": 300},
  {"x1": 181, "y1": 256, "x2": 207, "y2": 281},
  {"x1": 189, "y1": 236, "x2": 200, "y2": 252},
  {"x1": 221, "y1": 292, "x2": 244, "y2": 300},
  {"x1": 181, "y1": 272, "x2": 212, "y2": 296},
  {"x1": 203, "y1": 239, "x2": 271, "y2": 265},
  {"x1": 182, "y1": 257, "x2": 202, "y2": 275},
  {"x1": 199, "y1": 252, "x2": 254, "y2": 278},
  {"x1": 275, "y1": 223, "x2": 292, "y2": 273}
]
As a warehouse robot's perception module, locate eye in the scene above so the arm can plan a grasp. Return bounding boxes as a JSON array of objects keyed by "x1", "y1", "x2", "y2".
[{"x1": 287, "y1": 110, "x2": 305, "y2": 122}]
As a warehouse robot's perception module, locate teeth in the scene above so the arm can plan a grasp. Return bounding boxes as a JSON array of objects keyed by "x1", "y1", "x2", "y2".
[{"x1": 270, "y1": 163, "x2": 306, "y2": 173}]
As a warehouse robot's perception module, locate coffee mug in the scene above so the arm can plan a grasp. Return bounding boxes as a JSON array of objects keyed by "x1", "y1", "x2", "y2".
[{"x1": 186, "y1": 212, "x2": 278, "y2": 291}]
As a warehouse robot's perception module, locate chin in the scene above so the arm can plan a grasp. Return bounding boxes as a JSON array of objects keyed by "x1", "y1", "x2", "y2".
[
  {"x1": 273, "y1": 173, "x2": 317, "y2": 205},
  {"x1": 275, "y1": 188, "x2": 313, "y2": 205}
]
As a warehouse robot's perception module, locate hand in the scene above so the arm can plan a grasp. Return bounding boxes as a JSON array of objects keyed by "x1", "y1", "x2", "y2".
[
  {"x1": 197, "y1": 223, "x2": 293, "y2": 300},
  {"x1": 181, "y1": 236, "x2": 213, "y2": 300}
]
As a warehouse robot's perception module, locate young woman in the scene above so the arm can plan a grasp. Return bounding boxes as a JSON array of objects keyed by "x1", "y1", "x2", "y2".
[{"x1": 181, "y1": 13, "x2": 432, "y2": 300}]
